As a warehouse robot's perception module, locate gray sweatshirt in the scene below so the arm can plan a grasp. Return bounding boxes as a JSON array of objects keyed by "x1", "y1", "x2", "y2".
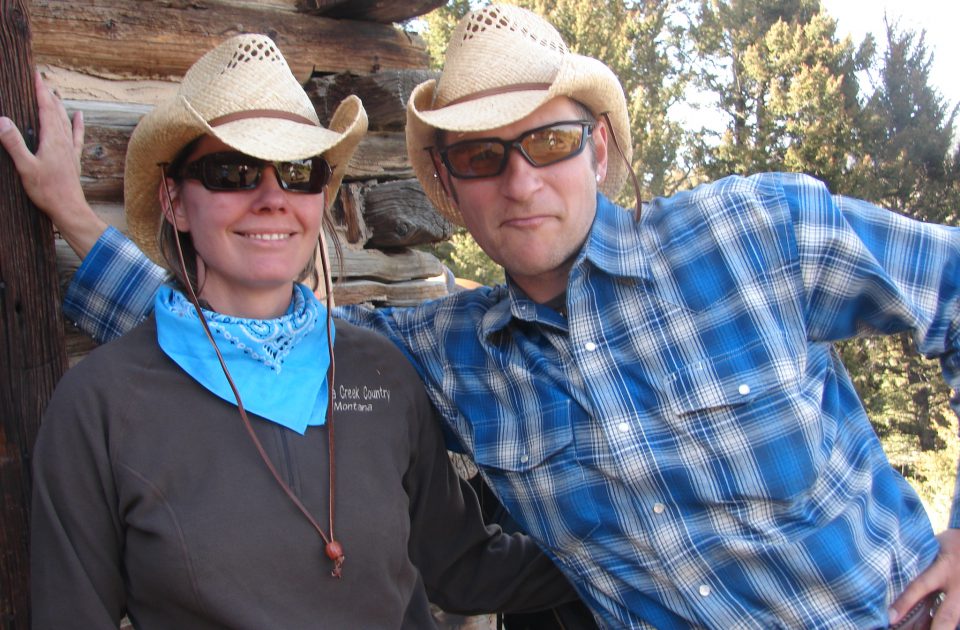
[{"x1": 31, "y1": 318, "x2": 574, "y2": 629}]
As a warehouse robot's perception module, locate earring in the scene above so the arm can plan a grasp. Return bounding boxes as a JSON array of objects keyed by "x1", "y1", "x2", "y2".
[{"x1": 596, "y1": 174, "x2": 601, "y2": 183}]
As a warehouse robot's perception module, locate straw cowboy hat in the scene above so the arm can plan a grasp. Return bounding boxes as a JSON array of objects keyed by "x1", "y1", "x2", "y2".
[
  {"x1": 406, "y1": 4, "x2": 632, "y2": 225},
  {"x1": 124, "y1": 33, "x2": 367, "y2": 266}
]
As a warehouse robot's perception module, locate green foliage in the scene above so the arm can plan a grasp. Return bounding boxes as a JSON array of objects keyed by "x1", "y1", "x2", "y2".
[
  {"x1": 446, "y1": 228, "x2": 506, "y2": 286},
  {"x1": 853, "y1": 23, "x2": 959, "y2": 220},
  {"x1": 694, "y1": 1, "x2": 870, "y2": 190},
  {"x1": 419, "y1": 0, "x2": 473, "y2": 70},
  {"x1": 422, "y1": 227, "x2": 505, "y2": 286}
]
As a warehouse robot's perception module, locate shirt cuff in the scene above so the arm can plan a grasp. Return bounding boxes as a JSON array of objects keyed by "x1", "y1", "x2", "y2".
[{"x1": 63, "y1": 226, "x2": 167, "y2": 344}]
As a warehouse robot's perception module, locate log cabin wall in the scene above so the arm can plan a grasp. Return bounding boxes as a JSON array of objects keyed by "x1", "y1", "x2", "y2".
[{"x1": 28, "y1": 0, "x2": 455, "y2": 364}]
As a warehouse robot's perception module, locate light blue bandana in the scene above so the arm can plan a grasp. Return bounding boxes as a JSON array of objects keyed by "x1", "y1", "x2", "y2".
[{"x1": 155, "y1": 283, "x2": 334, "y2": 433}]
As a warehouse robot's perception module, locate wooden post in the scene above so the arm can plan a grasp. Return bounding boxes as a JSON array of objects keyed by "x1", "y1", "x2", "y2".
[{"x1": 0, "y1": 1, "x2": 68, "y2": 627}]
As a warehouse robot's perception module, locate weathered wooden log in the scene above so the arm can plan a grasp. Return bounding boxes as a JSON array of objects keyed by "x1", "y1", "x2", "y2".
[
  {"x1": 308, "y1": 69, "x2": 436, "y2": 130},
  {"x1": 50, "y1": 65, "x2": 433, "y2": 132},
  {"x1": 67, "y1": 99, "x2": 413, "y2": 204},
  {"x1": 363, "y1": 179, "x2": 452, "y2": 247},
  {"x1": 345, "y1": 130, "x2": 414, "y2": 179},
  {"x1": 330, "y1": 242, "x2": 444, "y2": 281},
  {"x1": 65, "y1": 98, "x2": 150, "y2": 127},
  {"x1": 334, "y1": 183, "x2": 371, "y2": 245},
  {"x1": 73, "y1": 101, "x2": 142, "y2": 202},
  {"x1": 29, "y1": 0, "x2": 430, "y2": 80},
  {"x1": 1, "y1": 2, "x2": 68, "y2": 626},
  {"x1": 331, "y1": 275, "x2": 447, "y2": 305},
  {"x1": 303, "y1": 0, "x2": 446, "y2": 23},
  {"x1": 40, "y1": 65, "x2": 177, "y2": 105}
]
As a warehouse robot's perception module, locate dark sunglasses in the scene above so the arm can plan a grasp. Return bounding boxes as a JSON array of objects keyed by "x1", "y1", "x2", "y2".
[
  {"x1": 437, "y1": 120, "x2": 594, "y2": 179},
  {"x1": 181, "y1": 152, "x2": 332, "y2": 194}
]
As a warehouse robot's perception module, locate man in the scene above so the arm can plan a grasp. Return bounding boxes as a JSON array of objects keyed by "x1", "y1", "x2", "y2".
[{"x1": 2, "y1": 5, "x2": 958, "y2": 628}]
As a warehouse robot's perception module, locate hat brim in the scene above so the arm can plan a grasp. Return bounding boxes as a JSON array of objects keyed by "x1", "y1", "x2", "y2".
[
  {"x1": 407, "y1": 53, "x2": 631, "y2": 226},
  {"x1": 124, "y1": 95, "x2": 367, "y2": 266}
]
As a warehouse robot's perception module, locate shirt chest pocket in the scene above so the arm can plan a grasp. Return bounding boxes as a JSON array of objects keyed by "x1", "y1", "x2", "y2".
[
  {"x1": 468, "y1": 400, "x2": 601, "y2": 552},
  {"x1": 660, "y1": 338, "x2": 821, "y2": 503}
]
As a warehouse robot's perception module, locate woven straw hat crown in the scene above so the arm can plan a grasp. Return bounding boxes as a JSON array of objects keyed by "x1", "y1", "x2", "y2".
[
  {"x1": 124, "y1": 33, "x2": 367, "y2": 266},
  {"x1": 406, "y1": 4, "x2": 631, "y2": 225}
]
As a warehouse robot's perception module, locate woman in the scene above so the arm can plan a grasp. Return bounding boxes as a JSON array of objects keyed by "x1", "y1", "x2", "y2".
[{"x1": 27, "y1": 34, "x2": 573, "y2": 629}]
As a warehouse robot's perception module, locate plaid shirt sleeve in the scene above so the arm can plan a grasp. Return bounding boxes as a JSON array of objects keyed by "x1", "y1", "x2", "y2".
[
  {"x1": 795, "y1": 185, "x2": 960, "y2": 527},
  {"x1": 63, "y1": 226, "x2": 166, "y2": 344},
  {"x1": 803, "y1": 191, "x2": 960, "y2": 369}
]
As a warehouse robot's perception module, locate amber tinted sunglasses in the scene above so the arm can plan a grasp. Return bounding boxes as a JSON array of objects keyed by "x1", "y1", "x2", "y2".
[{"x1": 437, "y1": 120, "x2": 594, "y2": 179}]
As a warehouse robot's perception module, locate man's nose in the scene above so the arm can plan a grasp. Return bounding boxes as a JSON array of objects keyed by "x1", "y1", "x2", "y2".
[{"x1": 498, "y1": 147, "x2": 543, "y2": 200}]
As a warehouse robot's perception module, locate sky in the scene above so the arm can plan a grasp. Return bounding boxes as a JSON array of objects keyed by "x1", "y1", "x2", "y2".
[
  {"x1": 821, "y1": 0, "x2": 959, "y2": 110},
  {"x1": 670, "y1": 0, "x2": 959, "y2": 138}
]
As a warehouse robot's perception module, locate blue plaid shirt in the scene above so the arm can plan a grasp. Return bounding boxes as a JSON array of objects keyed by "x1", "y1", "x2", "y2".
[
  {"x1": 67, "y1": 173, "x2": 960, "y2": 628},
  {"x1": 63, "y1": 226, "x2": 168, "y2": 344}
]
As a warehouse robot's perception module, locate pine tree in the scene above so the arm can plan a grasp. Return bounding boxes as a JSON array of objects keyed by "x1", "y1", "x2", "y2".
[
  {"x1": 854, "y1": 21, "x2": 958, "y2": 220},
  {"x1": 839, "y1": 21, "x2": 960, "y2": 529},
  {"x1": 418, "y1": 0, "x2": 473, "y2": 70},
  {"x1": 692, "y1": 0, "x2": 871, "y2": 190}
]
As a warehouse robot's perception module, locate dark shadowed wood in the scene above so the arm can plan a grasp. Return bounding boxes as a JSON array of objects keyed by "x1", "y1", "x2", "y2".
[
  {"x1": 346, "y1": 131, "x2": 414, "y2": 179},
  {"x1": 334, "y1": 183, "x2": 371, "y2": 245},
  {"x1": 307, "y1": 69, "x2": 436, "y2": 130},
  {"x1": 363, "y1": 179, "x2": 452, "y2": 247},
  {"x1": 0, "y1": 1, "x2": 68, "y2": 627},
  {"x1": 29, "y1": 0, "x2": 430, "y2": 80},
  {"x1": 302, "y1": 0, "x2": 445, "y2": 23}
]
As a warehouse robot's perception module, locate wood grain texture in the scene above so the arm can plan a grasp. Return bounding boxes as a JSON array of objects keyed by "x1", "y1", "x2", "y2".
[{"x1": 29, "y1": 0, "x2": 430, "y2": 80}]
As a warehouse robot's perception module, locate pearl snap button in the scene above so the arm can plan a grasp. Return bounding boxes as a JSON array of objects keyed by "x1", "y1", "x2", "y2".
[
  {"x1": 738, "y1": 383, "x2": 751, "y2": 396},
  {"x1": 618, "y1": 422, "x2": 630, "y2": 433},
  {"x1": 699, "y1": 584, "x2": 711, "y2": 597},
  {"x1": 519, "y1": 454, "x2": 529, "y2": 464},
  {"x1": 584, "y1": 342, "x2": 598, "y2": 352},
  {"x1": 653, "y1": 502, "x2": 666, "y2": 514}
]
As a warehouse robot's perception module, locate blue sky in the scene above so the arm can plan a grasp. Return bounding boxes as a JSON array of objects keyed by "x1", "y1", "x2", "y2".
[{"x1": 821, "y1": 0, "x2": 958, "y2": 110}]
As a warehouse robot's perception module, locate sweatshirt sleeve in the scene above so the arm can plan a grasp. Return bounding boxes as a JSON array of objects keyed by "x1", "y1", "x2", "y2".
[
  {"x1": 31, "y1": 369, "x2": 127, "y2": 628},
  {"x1": 404, "y1": 399, "x2": 580, "y2": 616}
]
